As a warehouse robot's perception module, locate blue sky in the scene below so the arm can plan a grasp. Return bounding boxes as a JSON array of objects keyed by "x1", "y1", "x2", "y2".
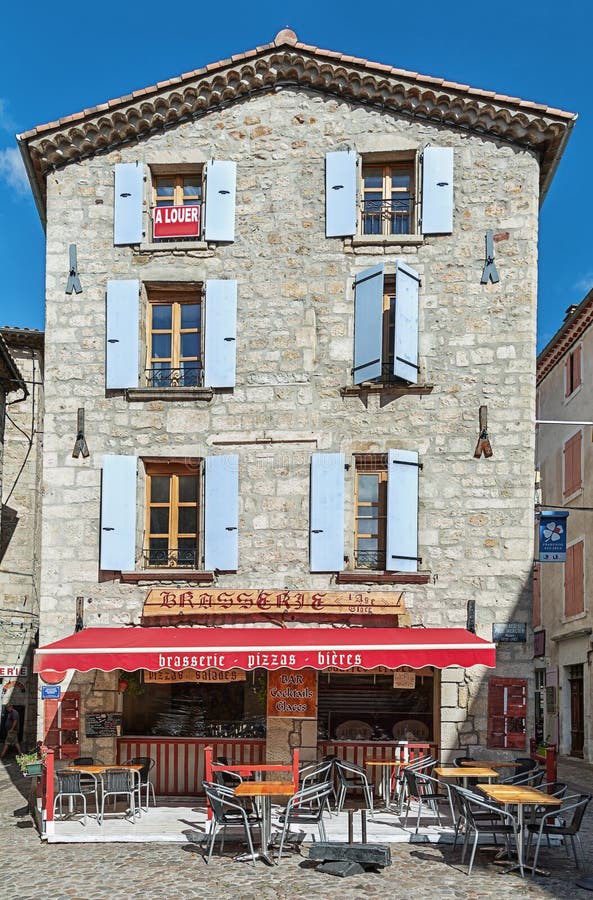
[{"x1": 0, "y1": 0, "x2": 588, "y2": 350}]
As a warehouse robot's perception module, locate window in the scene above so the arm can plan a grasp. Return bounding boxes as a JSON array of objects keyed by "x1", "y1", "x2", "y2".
[
  {"x1": 147, "y1": 287, "x2": 202, "y2": 388},
  {"x1": 354, "y1": 454, "x2": 387, "y2": 569},
  {"x1": 565, "y1": 345, "x2": 582, "y2": 398},
  {"x1": 145, "y1": 460, "x2": 200, "y2": 568},
  {"x1": 563, "y1": 431, "x2": 582, "y2": 497},
  {"x1": 361, "y1": 162, "x2": 414, "y2": 235},
  {"x1": 564, "y1": 540, "x2": 584, "y2": 618},
  {"x1": 487, "y1": 677, "x2": 527, "y2": 749},
  {"x1": 152, "y1": 173, "x2": 202, "y2": 242}
]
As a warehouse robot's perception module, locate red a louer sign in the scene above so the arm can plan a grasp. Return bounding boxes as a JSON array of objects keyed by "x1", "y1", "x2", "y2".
[{"x1": 153, "y1": 204, "x2": 200, "y2": 238}]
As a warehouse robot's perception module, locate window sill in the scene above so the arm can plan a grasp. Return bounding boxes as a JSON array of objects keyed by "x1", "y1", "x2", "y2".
[
  {"x1": 341, "y1": 383, "x2": 433, "y2": 397},
  {"x1": 120, "y1": 570, "x2": 215, "y2": 584},
  {"x1": 347, "y1": 234, "x2": 424, "y2": 248},
  {"x1": 138, "y1": 240, "x2": 214, "y2": 253},
  {"x1": 336, "y1": 571, "x2": 430, "y2": 585},
  {"x1": 126, "y1": 387, "x2": 214, "y2": 402}
]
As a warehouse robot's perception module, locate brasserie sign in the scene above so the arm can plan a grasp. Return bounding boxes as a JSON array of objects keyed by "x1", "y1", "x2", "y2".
[{"x1": 143, "y1": 588, "x2": 405, "y2": 618}]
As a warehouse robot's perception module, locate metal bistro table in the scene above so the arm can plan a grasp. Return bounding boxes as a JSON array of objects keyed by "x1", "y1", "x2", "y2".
[
  {"x1": 68, "y1": 764, "x2": 143, "y2": 819},
  {"x1": 234, "y1": 780, "x2": 295, "y2": 865},
  {"x1": 477, "y1": 782, "x2": 562, "y2": 876},
  {"x1": 434, "y1": 766, "x2": 500, "y2": 789}
]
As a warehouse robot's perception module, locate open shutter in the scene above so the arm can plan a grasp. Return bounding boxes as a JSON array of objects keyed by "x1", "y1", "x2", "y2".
[
  {"x1": 204, "y1": 160, "x2": 236, "y2": 242},
  {"x1": 488, "y1": 678, "x2": 527, "y2": 749},
  {"x1": 204, "y1": 280, "x2": 237, "y2": 388},
  {"x1": 204, "y1": 455, "x2": 239, "y2": 570},
  {"x1": 353, "y1": 264, "x2": 384, "y2": 384},
  {"x1": 394, "y1": 261, "x2": 420, "y2": 383},
  {"x1": 114, "y1": 162, "x2": 144, "y2": 245},
  {"x1": 325, "y1": 150, "x2": 357, "y2": 237},
  {"x1": 421, "y1": 147, "x2": 454, "y2": 234},
  {"x1": 310, "y1": 453, "x2": 344, "y2": 572},
  {"x1": 106, "y1": 280, "x2": 139, "y2": 389},
  {"x1": 100, "y1": 455, "x2": 137, "y2": 571},
  {"x1": 386, "y1": 449, "x2": 419, "y2": 572}
]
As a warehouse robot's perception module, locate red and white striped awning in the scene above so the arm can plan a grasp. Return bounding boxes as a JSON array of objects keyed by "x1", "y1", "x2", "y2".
[{"x1": 34, "y1": 626, "x2": 495, "y2": 674}]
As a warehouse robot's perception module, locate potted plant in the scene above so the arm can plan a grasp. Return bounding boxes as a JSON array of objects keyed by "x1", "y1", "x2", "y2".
[{"x1": 15, "y1": 750, "x2": 46, "y2": 776}]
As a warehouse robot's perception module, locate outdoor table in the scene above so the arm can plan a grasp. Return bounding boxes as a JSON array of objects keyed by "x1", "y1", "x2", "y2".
[
  {"x1": 365, "y1": 759, "x2": 409, "y2": 809},
  {"x1": 234, "y1": 780, "x2": 294, "y2": 865},
  {"x1": 434, "y1": 766, "x2": 500, "y2": 789},
  {"x1": 459, "y1": 760, "x2": 518, "y2": 768},
  {"x1": 67, "y1": 764, "x2": 143, "y2": 816},
  {"x1": 476, "y1": 782, "x2": 562, "y2": 876}
]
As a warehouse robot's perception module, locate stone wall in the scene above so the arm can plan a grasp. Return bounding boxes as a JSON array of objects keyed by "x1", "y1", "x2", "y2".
[{"x1": 39, "y1": 87, "x2": 540, "y2": 754}]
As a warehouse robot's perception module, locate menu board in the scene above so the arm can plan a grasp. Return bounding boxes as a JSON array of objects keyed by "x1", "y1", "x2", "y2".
[
  {"x1": 85, "y1": 713, "x2": 122, "y2": 737},
  {"x1": 267, "y1": 668, "x2": 317, "y2": 718}
]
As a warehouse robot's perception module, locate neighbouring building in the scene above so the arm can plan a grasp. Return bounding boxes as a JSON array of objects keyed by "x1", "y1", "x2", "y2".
[
  {"x1": 536, "y1": 294, "x2": 593, "y2": 762},
  {"x1": 17, "y1": 29, "x2": 575, "y2": 802},
  {"x1": 0, "y1": 327, "x2": 44, "y2": 748}
]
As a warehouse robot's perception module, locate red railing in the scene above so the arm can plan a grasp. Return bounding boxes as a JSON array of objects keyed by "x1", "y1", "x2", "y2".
[
  {"x1": 117, "y1": 737, "x2": 265, "y2": 796},
  {"x1": 318, "y1": 740, "x2": 437, "y2": 790}
]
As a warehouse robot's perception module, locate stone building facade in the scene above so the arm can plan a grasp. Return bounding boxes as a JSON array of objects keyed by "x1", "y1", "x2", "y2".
[
  {"x1": 536, "y1": 294, "x2": 593, "y2": 762},
  {"x1": 0, "y1": 328, "x2": 44, "y2": 748},
  {"x1": 19, "y1": 30, "x2": 575, "y2": 775}
]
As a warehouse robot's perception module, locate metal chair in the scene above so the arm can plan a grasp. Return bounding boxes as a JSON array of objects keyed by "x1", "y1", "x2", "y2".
[
  {"x1": 526, "y1": 793, "x2": 592, "y2": 876},
  {"x1": 202, "y1": 781, "x2": 260, "y2": 867},
  {"x1": 455, "y1": 785, "x2": 523, "y2": 876},
  {"x1": 334, "y1": 759, "x2": 374, "y2": 814},
  {"x1": 99, "y1": 768, "x2": 138, "y2": 825},
  {"x1": 299, "y1": 760, "x2": 334, "y2": 792},
  {"x1": 275, "y1": 781, "x2": 333, "y2": 863},
  {"x1": 447, "y1": 783, "x2": 503, "y2": 852},
  {"x1": 54, "y1": 769, "x2": 99, "y2": 825},
  {"x1": 68, "y1": 756, "x2": 94, "y2": 766},
  {"x1": 402, "y1": 769, "x2": 449, "y2": 833},
  {"x1": 394, "y1": 755, "x2": 437, "y2": 813},
  {"x1": 123, "y1": 756, "x2": 156, "y2": 811}
]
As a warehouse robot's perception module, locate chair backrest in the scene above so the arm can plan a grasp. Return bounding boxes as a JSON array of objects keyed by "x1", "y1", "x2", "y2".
[
  {"x1": 70, "y1": 756, "x2": 94, "y2": 766},
  {"x1": 453, "y1": 756, "x2": 475, "y2": 768},
  {"x1": 513, "y1": 756, "x2": 538, "y2": 776},
  {"x1": 300, "y1": 760, "x2": 333, "y2": 785},
  {"x1": 203, "y1": 781, "x2": 246, "y2": 823},
  {"x1": 104, "y1": 768, "x2": 135, "y2": 792},
  {"x1": 56, "y1": 770, "x2": 83, "y2": 794},
  {"x1": 214, "y1": 768, "x2": 243, "y2": 788},
  {"x1": 563, "y1": 794, "x2": 592, "y2": 833},
  {"x1": 288, "y1": 780, "x2": 332, "y2": 817},
  {"x1": 403, "y1": 766, "x2": 421, "y2": 800},
  {"x1": 124, "y1": 756, "x2": 154, "y2": 782},
  {"x1": 334, "y1": 759, "x2": 364, "y2": 786}
]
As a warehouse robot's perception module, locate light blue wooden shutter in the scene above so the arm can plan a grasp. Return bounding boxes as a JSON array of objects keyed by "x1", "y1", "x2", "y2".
[
  {"x1": 100, "y1": 455, "x2": 137, "y2": 570},
  {"x1": 106, "y1": 280, "x2": 139, "y2": 389},
  {"x1": 325, "y1": 151, "x2": 357, "y2": 237},
  {"x1": 394, "y1": 261, "x2": 420, "y2": 384},
  {"x1": 386, "y1": 449, "x2": 419, "y2": 573},
  {"x1": 310, "y1": 453, "x2": 344, "y2": 571},
  {"x1": 114, "y1": 163, "x2": 144, "y2": 245},
  {"x1": 204, "y1": 280, "x2": 237, "y2": 388},
  {"x1": 204, "y1": 160, "x2": 237, "y2": 242},
  {"x1": 421, "y1": 147, "x2": 454, "y2": 234},
  {"x1": 204, "y1": 455, "x2": 239, "y2": 570},
  {"x1": 354, "y1": 264, "x2": 384, "y2": 384}
]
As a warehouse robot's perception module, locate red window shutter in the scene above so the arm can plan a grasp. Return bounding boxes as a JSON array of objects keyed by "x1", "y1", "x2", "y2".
[
  {"x1": 566, "y1": 541, "x2": 584, "y2": 617},
  {"x1": 574, "y1": 346, "x2": 582, "y2": 390},
  {"x1": 565, "y1": 358, "x2": 570, "y2": 397},
  {"x1": 564, "y1": 432, "x2": 582, "y2": 497},
  {"x1": 533, "y1": 563, "x2": 541, "y2": 628},
  {"x1": 565, "y1": 544, "x2": 575, "y2": 617},
  {"x1": 487, "y1": 678, "x2": 527, "y2": 750},
  {"x1": 42, "y1": 691, "x2": 80, "y2": 761}
]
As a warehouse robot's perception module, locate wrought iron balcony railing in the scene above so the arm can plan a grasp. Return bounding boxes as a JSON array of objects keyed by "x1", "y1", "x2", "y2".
[
  {"x1": 353, "y1": 549, "x2": 386, "y2": 571},
  {"x1": 146, "y1": 367, "x2": 202, "y2": 388},
  {"x1": 143, "y1": 547, "x2": 199, "y2": 568},
  {"x1": 361, "y1": 198, "x2": 414, "y2": 236}
]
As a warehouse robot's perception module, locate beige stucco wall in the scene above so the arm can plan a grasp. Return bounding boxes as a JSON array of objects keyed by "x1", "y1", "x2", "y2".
[{"x1": 38, "y1": 87, "x2": 540, "y2": 759}]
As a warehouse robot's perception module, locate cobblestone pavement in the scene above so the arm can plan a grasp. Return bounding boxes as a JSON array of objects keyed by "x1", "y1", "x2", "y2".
[{"x1": 1, "y1": 757, "x2": 592, "y2": 900}]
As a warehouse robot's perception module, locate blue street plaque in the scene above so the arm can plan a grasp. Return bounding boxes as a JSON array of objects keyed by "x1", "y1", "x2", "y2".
[
  {"x1": 41, "y1": 685, "x2": 61, "y2": 700},
  {"x1": 539, "y1": 510, "x2": 569, "y2": 562}
]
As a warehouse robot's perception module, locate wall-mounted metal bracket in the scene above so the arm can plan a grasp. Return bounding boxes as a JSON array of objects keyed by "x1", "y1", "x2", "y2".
[
  {"x1": 474, "y1": 405, "x2": 493, "y2": 458},
  {"x1": 72, "y1": 407, "x2": 89, "y2": 458},
  {"x1": 480, "y1": 231, "x2": 500, "y2": 284},
  {"x1": 65, "y1": 244, "x2": 83, "y2": 294}
]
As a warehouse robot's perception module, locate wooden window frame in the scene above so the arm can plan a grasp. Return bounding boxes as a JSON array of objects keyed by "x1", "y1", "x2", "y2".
[
  {"x1": 565, "y1": 345, "x2": 582, "y2": 398},
  {"x1": 354, "y1": 454, "x2": 388, "y2": 570},
  {"x1": 151, "y1": 169, "x2": 203, "y2": 242},
  {"x1": 144, "y1": 458, "x2": 201, "y2": 569},
  {"x1": 360, "y1": 159, "x2": 415, "y2": 236},
  {"x1": 487, "y1": 677, "x2": 527, "y2": 750},
  {"x1": 147, "y1": 285, "x2": 202, "y2": 388}
]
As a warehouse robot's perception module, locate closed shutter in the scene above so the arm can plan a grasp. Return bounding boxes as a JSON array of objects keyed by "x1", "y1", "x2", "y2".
[
  {"x1": 564, "y1": 358, "x2": 570, "y2": 398},
  {"x1": 43, "y1": 692, "x2": 81, "y2": 761},
  {"x1": 325, "y1": 150, "x2": 357, "y2": 237},
  {"x1": 106, "y1": 280, "x2": 139, "y2": 389},
  {"x1": 563, "y1": 431, "x2": 582, "y2": 497},
  {"x1": 114, "y1": 163, "x2": 144, "y2": 245},
  {"x1": 204, "y1": 280, "x2": 237, "y2": 388},
  {"x1": 487, "y1": 678, "x2": 527, "y2": 750},
  {"x1": 204, "y1": 160, "x2": 236, "y2": 242},
  {"x1": 421, "y1": 147, "x2": 454, "y2": 234},
  {"x1": 204, "y1": 455, "x2": 239, "y2": 571},
  {"x1": 394, "y1": 261, "x2": 420, "y2": 383},
  {"x1": 310, "y1": 453, "x2": 345, "y2": 572},
  {"x1": 533, "y1": 563, "x2": 541, "y2": 628},
  {"x1": 574, "y1": 345, "x2": 582, "y2": 390},
  {"x1": 565, "y1": 541, "x2": 584, "y2": 617},
  {"x1": 353, "y1": 264, "x2": 384, "y2": 384},
  {"x1": 100, "y1": 455, "x2": 137, "y2": 571},
  {"x1": 386, "y1": 449, "x2": 419, "y2": 573}
]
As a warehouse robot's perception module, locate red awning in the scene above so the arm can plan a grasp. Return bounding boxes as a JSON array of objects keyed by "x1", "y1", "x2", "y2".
[{"x1": 34, "y1": 626, "x2": 495, "y2": 673}]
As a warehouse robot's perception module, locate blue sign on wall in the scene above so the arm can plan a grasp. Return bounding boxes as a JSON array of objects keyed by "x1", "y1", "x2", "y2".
[
  {"x1": 539, "y1": 510, "x2": 569, "y2": 562},
  {"x1": 41, "y1": 685, "x2": 61, "y2": 700}
]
